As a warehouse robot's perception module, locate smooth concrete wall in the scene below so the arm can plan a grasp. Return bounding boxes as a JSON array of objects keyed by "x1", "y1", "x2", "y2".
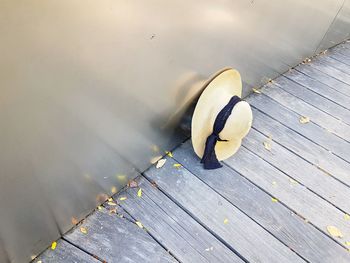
[{"x1": 0, "y1": 1, "x2": 349, "y2": 262}]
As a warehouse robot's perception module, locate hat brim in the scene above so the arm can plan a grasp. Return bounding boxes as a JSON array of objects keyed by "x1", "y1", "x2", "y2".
[{"x1": 191, "y1": 68, "x2": 243, "y2": 160}]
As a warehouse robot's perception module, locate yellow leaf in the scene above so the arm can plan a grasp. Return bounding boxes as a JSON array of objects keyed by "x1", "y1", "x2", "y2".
[
  {"x1": 109, "y1": 208, "x2": 117, "y2": 214},
  {"x1": 37, "y1": 261, "x2": 42, "y2": 263},
  {"x1": 51, "y1": 241, "x2": 57, "y2": 250},
  {"x1": 173, "y1": 163, "x2": 182, "y2": 168},
  {"x1": 135, "y1": 221, "x2": 143, "y2": 228},
  {"x1": 108, "y1": 201, "x2": 117, "y2": 206},
  {"x1": 156, "y1": 159, "x2": 166, "y2": 168},
  {"x1": 327, "y1": 225, "x2": 343, "y2": 238},
  {"x1": 263, "y1": 141, "x2": 272, "y2": 151},
  {"x1": 137, "y1": 188, "x2": 142, "y2": 197},
  {"x1": 252, "y1": 88, "x2": 261, "y2": 94},
  {"x1": 116, "y1": 174, "x2": 127, "y2": 181},
  {"x1": 345, "y1": 241, "x2": 350, "y2": 246},
  {"x1": 119, "y1": 196, "x2": 127, "y2": 201},
  {"x1": 97, "y1": 206, "x2": 103, "y2": 210},
  {"x1": 272, "y1": 181, "x2": 277, "y2": 186},
  {"x1": 71, "y1": 217, "x2": 79, "y2": 225},
  {"x1": 223, "y1": 218, "x2": 229, "y2": 224},
  {"x1": 111, "y1": 186, "x2": 117, "y2": 194},
  {"x1": 344, "y1": 214, "x2": 350, "y2": 220},
  {"x1": 80, "y1": 227, "x2": 88, "y2": 234},
  {"x1": 165, "y1": 151, "x2": 173, "y2": 157},
  {"x1": 271, "y1": 198, "x2": 278, "y2": 203},
  {"x1": 108, "y1": 197, "x2": 113, "y2": 202},
  {"x1": 299, "y1": 116, "x2": 310, "y2": 124}
]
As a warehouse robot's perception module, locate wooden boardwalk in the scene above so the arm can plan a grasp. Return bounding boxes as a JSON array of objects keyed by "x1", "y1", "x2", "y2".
[{"x1": 36, "y1": 42, "x2": 350, "y2": 263}]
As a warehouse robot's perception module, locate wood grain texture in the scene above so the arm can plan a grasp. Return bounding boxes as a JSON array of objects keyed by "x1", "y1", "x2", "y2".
[
  {"x1": 36, "y1": 239, "x2": 99, "y2": 263},
  {"x1": 247, "y1": 92, "x2": 350, "y2": 160},
  {"x1": 172, "y1": 141, "x2": 350, "y2": 263},
  {"x1": 273, "y1": 75, "x2": 350, "y2": 125},
  {"x1": 247, "y1": 106, "x2": 350, "y2": 187},
  {"x1": 328, "y1": 49, "x2": 350, "y2": 66},
  {"x1": 224, "y1": 146, "x2": 350, "y2": 248},
  {"x1": 283, "y1": 69, "x2": 350, "y2": 109},
  {"x1": 315, "y1": 55, "x2": 350, "y2": 75},
  {"x1": 64, "y1": 209, "x2": 176, "y2": 263},
  {"x1": 144, "y1": 157, "x2": 305, "y2": 263},
  {"x1": 309, "y1": 60, "x2": 350, "y2": 86},
  {"x1": 295, "y1": 63, "x2": 350, "y2": 95},
  {"x1": 116, "y1": 177, "x2": 243, "y2": 263},
  {"x1": 242, "y1": 128, "x2": 350, "y2": 214}
]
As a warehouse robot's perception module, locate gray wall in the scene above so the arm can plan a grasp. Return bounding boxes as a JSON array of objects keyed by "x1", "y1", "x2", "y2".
[{"x1": 0, "y1": 1, "x2": 349, "y2": 262}]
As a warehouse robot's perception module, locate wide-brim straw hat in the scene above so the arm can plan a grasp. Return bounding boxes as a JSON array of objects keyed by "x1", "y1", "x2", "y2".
[{"x1": 191, "y1": 68, "x2": 253, "y2": 160}]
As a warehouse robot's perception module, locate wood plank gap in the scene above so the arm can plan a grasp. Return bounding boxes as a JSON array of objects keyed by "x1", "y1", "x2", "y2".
[{"x1": 61, "y1": 238, "x2": 105, "y2": 263}]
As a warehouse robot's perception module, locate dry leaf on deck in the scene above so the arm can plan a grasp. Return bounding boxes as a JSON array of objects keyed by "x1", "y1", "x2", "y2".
[
  {"x1": 263, "y1": 141, "x2": 272, "y2": 151},
  {"x1": 156, "y1": 159, "x2": 166, "y2": 168},
  {"x1": 252, "y1": 88, "x2": 261, "y2": 94},
  {"x1": 223, "y1": 218, "x2": 229, "y2": 224},
  {"x1": 271, "y1": 198, "x2": 278, "y2": 203},
  {"x1": 345, "y1": 241, "x2": 350, "y2": 246},
  {"x1": 108, "y1": 197, "x2": 113, "y2": 202},
  {"x1": 108, "y1": 201, "x2": 117, "y2": 206},
  {"x1": 173, "y1": 163, "x2": 182, "y2": 168},
  {"x1": 165, "y1": 151, "x2": 173, "y2": 157},
  {"x1": 80, "y1": 227, "x2": 88, "y2": 234},
  {"x1": 128, "y1": 180, "x2": 138, "y2": 188},
  {"x1": 116, "y1": 174, "x2": 127, "y2": 182},
  {"x1": 119, "y1": 196, "x2": 127, "y2": 201},
  {"x1": 150, "y1": 155, "x2": 162, "y2": 164},
  {"x1": 51, "y1": 241, "x2": 57, "y2": 250},
  {"x1": 327, "y1": 225, "x2": 343, "y2": 238},
  {"x1": 299, "y1": 116, "x2": 310, "y2": 124},
  {"x1": 71, "y1": 217, "x2": 79, "y2": 225},
  {"x1": 135, "y1": 221, "x2": 143, "y2": 229},
  {"x1": 344, "y1": 214, "x2": 350, "y2": 220},
  {"x1": 137, "y1": 188, "x2": 142, "y2": 197},
  {"x1": 97, "y1": 206, "x2": 103, "y2": 210},
  {"x1": 109, "y1": 208, "x2": 117, "y2": 214}
]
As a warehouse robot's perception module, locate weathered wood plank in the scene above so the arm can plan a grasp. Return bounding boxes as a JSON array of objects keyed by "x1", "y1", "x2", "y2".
[
  {"x1": 332, "y1": 44, "x2": 350, "y2": 57},
  {"x1": 309, "y1": 60, "x2": 350, "y2": 86},
  {"x1": 283, "y1": 69, "x2": 350, "y2": 109},
  {"x1": 172, "y1": 141, "x2": 350, "y2": 262},
  {"x1": 224, "y1": 146, "x2": 350, "y2": 251},
  {"x1": 328, "y1": 49, "x2": 350, "y2": 66},
  {"x1": 242, "y1": 128, "x2": 350, "y2": 213},
  {"x1": 144, "y1": 157, "x2": 305, "y2": 263},
  {"x1": 36, "y1": 239, "x2": 99, "y2": 263},
  {"x1": 247, "y1": 93, "x2": 350, "y2": 161},
  {"x1": 248, "y1": 107, "x2": 350, "y2": 187},
  {"x1": 273, "y1": 75, "x2": 350, "y2": 124},
  {"x1": 315, "y1": 55, "x2": 350, "y2": 75},
  {"x1": 116, "y1": 177, "x2": 243, "y2": 263},
  {"x1": 64, "y1": 209, "x2": 176, "y2": 263},
  {"x1": 295, "y1": 63, "x2": 350, "y2": 95}
]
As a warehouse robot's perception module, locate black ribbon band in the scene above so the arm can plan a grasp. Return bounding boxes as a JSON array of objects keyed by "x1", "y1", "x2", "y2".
[{"x1": 201, "y1": 96, "x2": 241, "y2": 169}]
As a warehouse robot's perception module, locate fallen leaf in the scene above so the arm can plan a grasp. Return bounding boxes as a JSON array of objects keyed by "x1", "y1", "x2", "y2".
[
  {"x1": 135, "y1": 221, "x2": 143, "y2": 229},
  {"x1": 80, "y1": 227, "x2": 88, "y2": 234},
  {"x1": 137, "y1": 188, "x2": 142, "y2": 197},
  {"x1": 156, "y1": 159, "x2": 166, "y2": 168},
  {"x1": 128, "y1": 180, "x2": 139, "y2": 188},
  {"x1": 263, "y1": 141, "x2": 272, "y2": 151},
  {"x1": 36, "y1": 261, "x2": 42, "y2": 263},
  {"x1": 97, "y1": 206, "x2": 103, "y2": 210},
  {"x1": 111, "y1": 186, "x2": 117, "y2": 194},
  {"x1": 51, "y1": 241, "x2": 57, "y2": 250},
  {"x1": 108, "y1": 201, "x2": 117, "y2": 206},
  {"x1": 299, "y1": 116, "x2": 310, "y2": 124},
  {"x1": 345, "y1": 241, "x2": 350, "y2": 246},
  {"x1": 272, "y1": 181, "x2": 277, "y2": 186},
  {"x1": 150, "y1": 181, "x2": 158, "y2": 188},
  {"x1": 150, "y1": 155, "x2": 162, "y2": 164},
  {"x1": 327, "y1": 225, "x2": 343, "y2": 238},
  {"x1": 71, "y1": 217, "x2": 79, "y2": 225},
  {"x1": 344, "y1": 214, "x2": 350, "y2": 220},
  {"x1": 289, "y1": 178, "x2": 298, "y2": 184},
  {"x1": 252, "y1": 88, "x2": 261, "y2": 94},
  {"x1": 96, "y1": 193, "x2": 108, "y2": 203},
  {"x1": 165, "y1": 151, "x2": 173, "y2": 157},
  {"x1": 116, "y1": 174, "x2": 127, "y2": 182},
  {"x1": 108, "y1": 197, "x2": 113, "y2": 202},
  {"x1": 271, "y1": 198, "x2": 279, "y2": 203},
  {"x1": 223, "y1": 218, "x2": 229, "y2": 224},
  {"x1": 119, "y1": 196, "x2": 127, "y2": 201},
  {"x1": 173, "y1": 163, "x2": 182, "y2": 168},
  {"x1": 109, "y1": 208, "x2": 117, "y2": 214}
]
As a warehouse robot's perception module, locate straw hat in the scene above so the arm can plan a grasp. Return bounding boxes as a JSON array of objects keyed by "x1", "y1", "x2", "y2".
[{"x1": 191, "y1": 68, "x2": 253, "y2": 164}]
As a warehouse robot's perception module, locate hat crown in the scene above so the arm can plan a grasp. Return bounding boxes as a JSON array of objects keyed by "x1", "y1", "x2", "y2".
[{"x1": 219, "y1": 101, "x2": 252, "y2": 141}]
